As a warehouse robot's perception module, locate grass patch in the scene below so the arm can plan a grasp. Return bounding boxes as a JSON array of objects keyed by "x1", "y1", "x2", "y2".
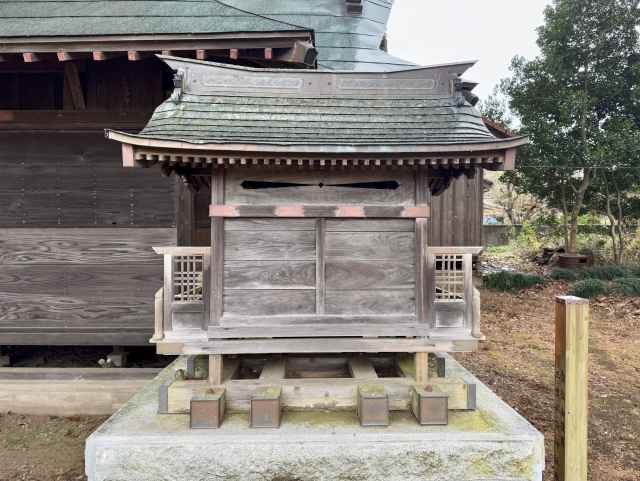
[
  {"x1": 484, "y1": 245, "x2": 514, "y2": 256},
  {"x1": 483, "y1": 271, "x2": 545, "y2": 292},
  {"x1": 581, "y1": 265, "x2": 632, "y2": 281},
  {"x1": 550, "y1": 268, "x2": 581, "y2": 281},
  {"x1": 571, "y1": 279, "x2": 609, "y2": 299},
  {"x1": 612, "y1": 278, "x2": 640, "y2": 297}
]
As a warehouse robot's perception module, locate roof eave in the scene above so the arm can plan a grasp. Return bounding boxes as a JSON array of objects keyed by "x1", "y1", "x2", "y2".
[{"x1": 107, "y1": 129, "x2": 528, "y2": 171}]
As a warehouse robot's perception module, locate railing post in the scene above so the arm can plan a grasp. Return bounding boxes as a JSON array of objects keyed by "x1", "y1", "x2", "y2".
[
  {"x1": 151, "y1": 287, "x2": 164, "y2": 343},
  {"x1": 555, "y1": 296, "x2": 589, "y2": 481}
]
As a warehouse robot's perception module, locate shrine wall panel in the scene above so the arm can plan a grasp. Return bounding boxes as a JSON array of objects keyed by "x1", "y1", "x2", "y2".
[
  {"x1": 224, "y1": 168, "x2": 416, "y2": 206},
  {"x1": 429, "y1": 171, "x2": 483, "y2": 247}
]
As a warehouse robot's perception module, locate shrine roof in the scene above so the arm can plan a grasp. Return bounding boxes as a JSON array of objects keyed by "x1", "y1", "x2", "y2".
[
  {"x1": 0, "y1": 0, "x2": 412, "y2": 71},
  {"x1": 0, "y1": 1, "x2": 305, "y2": 37},
  {"x1": 107, "y1": 56, "x2": 527, "y2": 155}
]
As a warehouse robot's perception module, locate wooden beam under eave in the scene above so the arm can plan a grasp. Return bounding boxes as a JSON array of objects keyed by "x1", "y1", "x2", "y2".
[
  {"x1": 229, "y1": 48, "x2": 239, "y2": 60},
  {"x1": 276, "y1": 41, "x2": 317, "y2": 66},
  {"x1": 57, "y1": 51, "x2": 74, "y2": 61},
  {"x1": 264, "y1": 48, "x2": 273, "y2": 60},
  {"x1": 93, "y1": 51, "x2": 118, "y2": 61},
  {"x1": 196, "y1": 49, "x2": 208, "y2": 61},
  {"x1": 504, "y1": 148, "x2": 517, "y2": 170},
  {"x1": 122, "y1": 144, "x2": 136, "y2": 167},
  {"x1": 127, "y1": 50, "x2": 141, "y2": 61},
  {"x1": 23, "y1": 52, "x2": 42, "y2": 63}
]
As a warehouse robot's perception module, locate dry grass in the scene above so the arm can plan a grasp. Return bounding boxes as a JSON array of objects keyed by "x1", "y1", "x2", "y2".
[{"x1": 457, "y1": 281, "x2": 640, "y2": 481}]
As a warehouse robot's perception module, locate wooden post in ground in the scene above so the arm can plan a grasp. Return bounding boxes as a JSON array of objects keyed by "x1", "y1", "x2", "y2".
[
  {"x1": 415, "y1": 352, "x2": 429, "y2": 385},
  {"x1": 555, "y1": 296, "x2": 589, "y2": 481},
  {"x1": 209, "y1": 355, "x2": 223, "y2": 386}
]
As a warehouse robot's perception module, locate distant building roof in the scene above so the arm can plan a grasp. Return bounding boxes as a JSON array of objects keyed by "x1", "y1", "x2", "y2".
[{"x1": 107, "y1": 56, "x2": 527, "y2": 163}]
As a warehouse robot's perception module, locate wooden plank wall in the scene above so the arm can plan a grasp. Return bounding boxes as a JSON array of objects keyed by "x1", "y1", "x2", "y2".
[
  {"x1": 0, "y1": 133, "x2": 176, "y2": 345},
  {"x1": 429, "y1": 171, "x2": 483, "y2": 247},
  {"x1": 0, "y1": 58, "x2": 177, "y2": 346}
]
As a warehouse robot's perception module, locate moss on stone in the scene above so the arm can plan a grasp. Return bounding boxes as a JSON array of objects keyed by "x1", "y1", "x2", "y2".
[
  {"x1": 447, "y1": 409, "x2": 504, "y2": 433},
  {"x1": 464, "y1": 450, "x2": 535, "y2": 479},
  {"x1": 506, "y1": 454, "x2": 535, "y2": 478},
  {"x1": 413, "y1": 451, "x2": 445, "y2": 477},
  {"x1": 358, "y1": 384, "x2": 386, "y2": 397},
  {"x1": 284, "y1": 411, "x2": 359, "y2": 427}
]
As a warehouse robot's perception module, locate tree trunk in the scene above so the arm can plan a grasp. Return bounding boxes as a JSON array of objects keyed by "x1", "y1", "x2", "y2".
[
  {"x1": 566, "y1": 168, "x2": 592, "y2": 254},
  {"x1": 560, "y1": 184, "x2": 571, "y2": 252}
]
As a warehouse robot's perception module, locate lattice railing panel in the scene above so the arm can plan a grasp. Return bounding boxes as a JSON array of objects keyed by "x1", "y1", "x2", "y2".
[
  {"x1": 173, "y1": 255, "x2": 204, "y2": 302},
  {"x1": 434, "y1": 254, "x2": 465, "y2": 302}
]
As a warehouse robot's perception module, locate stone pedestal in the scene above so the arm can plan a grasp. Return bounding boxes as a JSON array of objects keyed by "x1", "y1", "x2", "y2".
[{"x1": 85, "y1": 356, "x2": 544, "y2": 481}]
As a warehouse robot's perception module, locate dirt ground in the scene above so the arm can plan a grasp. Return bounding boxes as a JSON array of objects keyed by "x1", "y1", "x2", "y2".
[{"x1": 0, "y1": 281, "x2": 638, "y2": 480}]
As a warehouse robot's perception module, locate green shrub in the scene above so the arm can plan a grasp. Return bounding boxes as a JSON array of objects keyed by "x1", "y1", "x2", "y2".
[
  {"x1": 582, "y1": 265, "x2": 631, "y2": 281},
  {"x1": 571, "y1": 279, "x2": 609, "y2": 299},
  {"x1": 483, "y1": 271, "x2": 545, "y2": 292},
  {"x1": 550, "y1": 268, "x2": 581, "y2": 282},
  {"x1": 612, "y1": 277, "x2": 640, "y2": 297}
]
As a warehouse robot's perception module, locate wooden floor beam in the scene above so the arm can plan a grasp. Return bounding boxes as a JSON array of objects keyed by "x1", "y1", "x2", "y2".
[{"x1": 0, "y1": 368, "x2": 160, "y2": 416}]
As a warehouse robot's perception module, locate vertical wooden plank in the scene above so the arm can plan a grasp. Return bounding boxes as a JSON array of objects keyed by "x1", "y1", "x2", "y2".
[
  {"x1": 425, "y1": 251, "x2": 436, "y2": 329},
  {"x1": 152, "y1": 287, "x2": 164, "y2": 342},
  {"x1": 176, "y1": 179, "x2": 194, "y2": 246},
  {"x1": 463, "y1": 253, "x2": 473, "y2": 332},
  {"x1": 202, "y1": 250, "x2": 212, "y2": 331},
  {"x1": 555, "y1": 296, "x2": 589, "y2": 481},
  {"x1": 415, "y1": 352, "x2": 429, "y2": 385},
  {"x1": 316, "y1": 218, "x2": 326, "y2": 314},
  {"x1": 210, "y1": 166, "x2": 224, "y2": 326},
  {"x1": 163, "y1": 254, "x2": 173, "y2": 333},
  {"x1": 208, "y1": 354, "x2": 223, "y2": 386},
  {"x1": 476, "y1": 169, "x2": 484, "y2": 246},
  {"x1": 415, "y1": 166, "x2": 429, "y2": 324},
  {"x1": 63, "y1": 62, "x2": 86, "y2": 110}
]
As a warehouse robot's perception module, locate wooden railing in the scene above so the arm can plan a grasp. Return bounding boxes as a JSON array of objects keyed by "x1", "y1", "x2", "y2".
[
  {"x1": 426, "y1": 246, "x2": 483, "y2": 339},
  {"x1": 153, "y1": 247, "x2": 212, "y2": 340},
  {"x1": 151, "y1": 245, "x2": 483, "y2": 343}
]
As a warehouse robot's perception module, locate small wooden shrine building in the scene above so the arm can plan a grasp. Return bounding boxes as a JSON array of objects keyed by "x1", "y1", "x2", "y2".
[
  {"x1": 0, "y1": 0, "x2": 517, "y2": 353},
  {"x1": 107, "y1": 56, "x2": 527, "y2": 357}
]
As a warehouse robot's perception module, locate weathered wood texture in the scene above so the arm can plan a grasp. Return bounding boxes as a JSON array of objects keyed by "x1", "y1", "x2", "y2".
[
  {"x1": 220, "y1": 217, "x2": 415, "y2": 324},
  {"x1": 429, "y1": 170, "x2": 483, "y2": 246},
  {"x1": 0, "y1": 132, "x2": 174, "y2": 227},
  {"x1": 224, "y1": 168, "x2": 415, "y2": 206},
  {"x1": 0, "y1": 228, "x2": 175, "y2": 345},
  {"x1": 0, "y1": 367, "x2": 160, "y2": 415},
  {"x1": 0, "y1": 58, "x2": 164, "y2": 113},
  {"x1": 555, "y1": 296, "x2": 589, "y2": 481}
]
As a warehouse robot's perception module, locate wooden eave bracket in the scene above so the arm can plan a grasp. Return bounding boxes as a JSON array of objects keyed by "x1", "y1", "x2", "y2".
[{"x1": 4, "y1": 32, "x2": 316, "y2": 66}]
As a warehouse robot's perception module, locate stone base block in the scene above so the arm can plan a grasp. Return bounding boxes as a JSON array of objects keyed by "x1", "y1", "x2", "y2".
[{"x1": 86, "y1": 356, "x2": 544, "y2": 481}]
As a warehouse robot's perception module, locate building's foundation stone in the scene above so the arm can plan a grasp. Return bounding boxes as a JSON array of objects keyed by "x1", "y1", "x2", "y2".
[{"x1": 85, "y1": 356, "x2": 544, "y2": 481}]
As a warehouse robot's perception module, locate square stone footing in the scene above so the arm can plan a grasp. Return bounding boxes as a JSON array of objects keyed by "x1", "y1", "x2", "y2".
[{"x1": 86, "y1": 356, "x2": 544, "y2": 481}]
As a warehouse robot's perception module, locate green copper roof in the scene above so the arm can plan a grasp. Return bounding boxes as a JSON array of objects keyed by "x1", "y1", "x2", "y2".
[
  {"x1": 0, "y1": 1, "x2": 307, "y2": 37},
  {"x1": 219, "y1": 0, "x2": 415, "y2": 71},
  {"x1": 113, "y1": 57, "x2": 504, "y2": 148},
  {"x1": 0, "y1": 0, "x2": 414, "y2": 71}
]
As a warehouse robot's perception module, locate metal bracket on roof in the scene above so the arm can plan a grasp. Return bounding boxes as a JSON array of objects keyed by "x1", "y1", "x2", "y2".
[
  {"x1": 346, "y1": 0, "x2": 363, "y2": 15},
  {"x1": 453, "y1": 78, "x2": 467, "y2": 107},
  {"x1": 169, "y1": 69, "x2": 185, "y2": 104}
]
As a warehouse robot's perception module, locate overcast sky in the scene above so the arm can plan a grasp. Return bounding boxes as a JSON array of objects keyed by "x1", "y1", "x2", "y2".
[{"x1": 387, "y1": 0, "x2": 552, "y2": 100}]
